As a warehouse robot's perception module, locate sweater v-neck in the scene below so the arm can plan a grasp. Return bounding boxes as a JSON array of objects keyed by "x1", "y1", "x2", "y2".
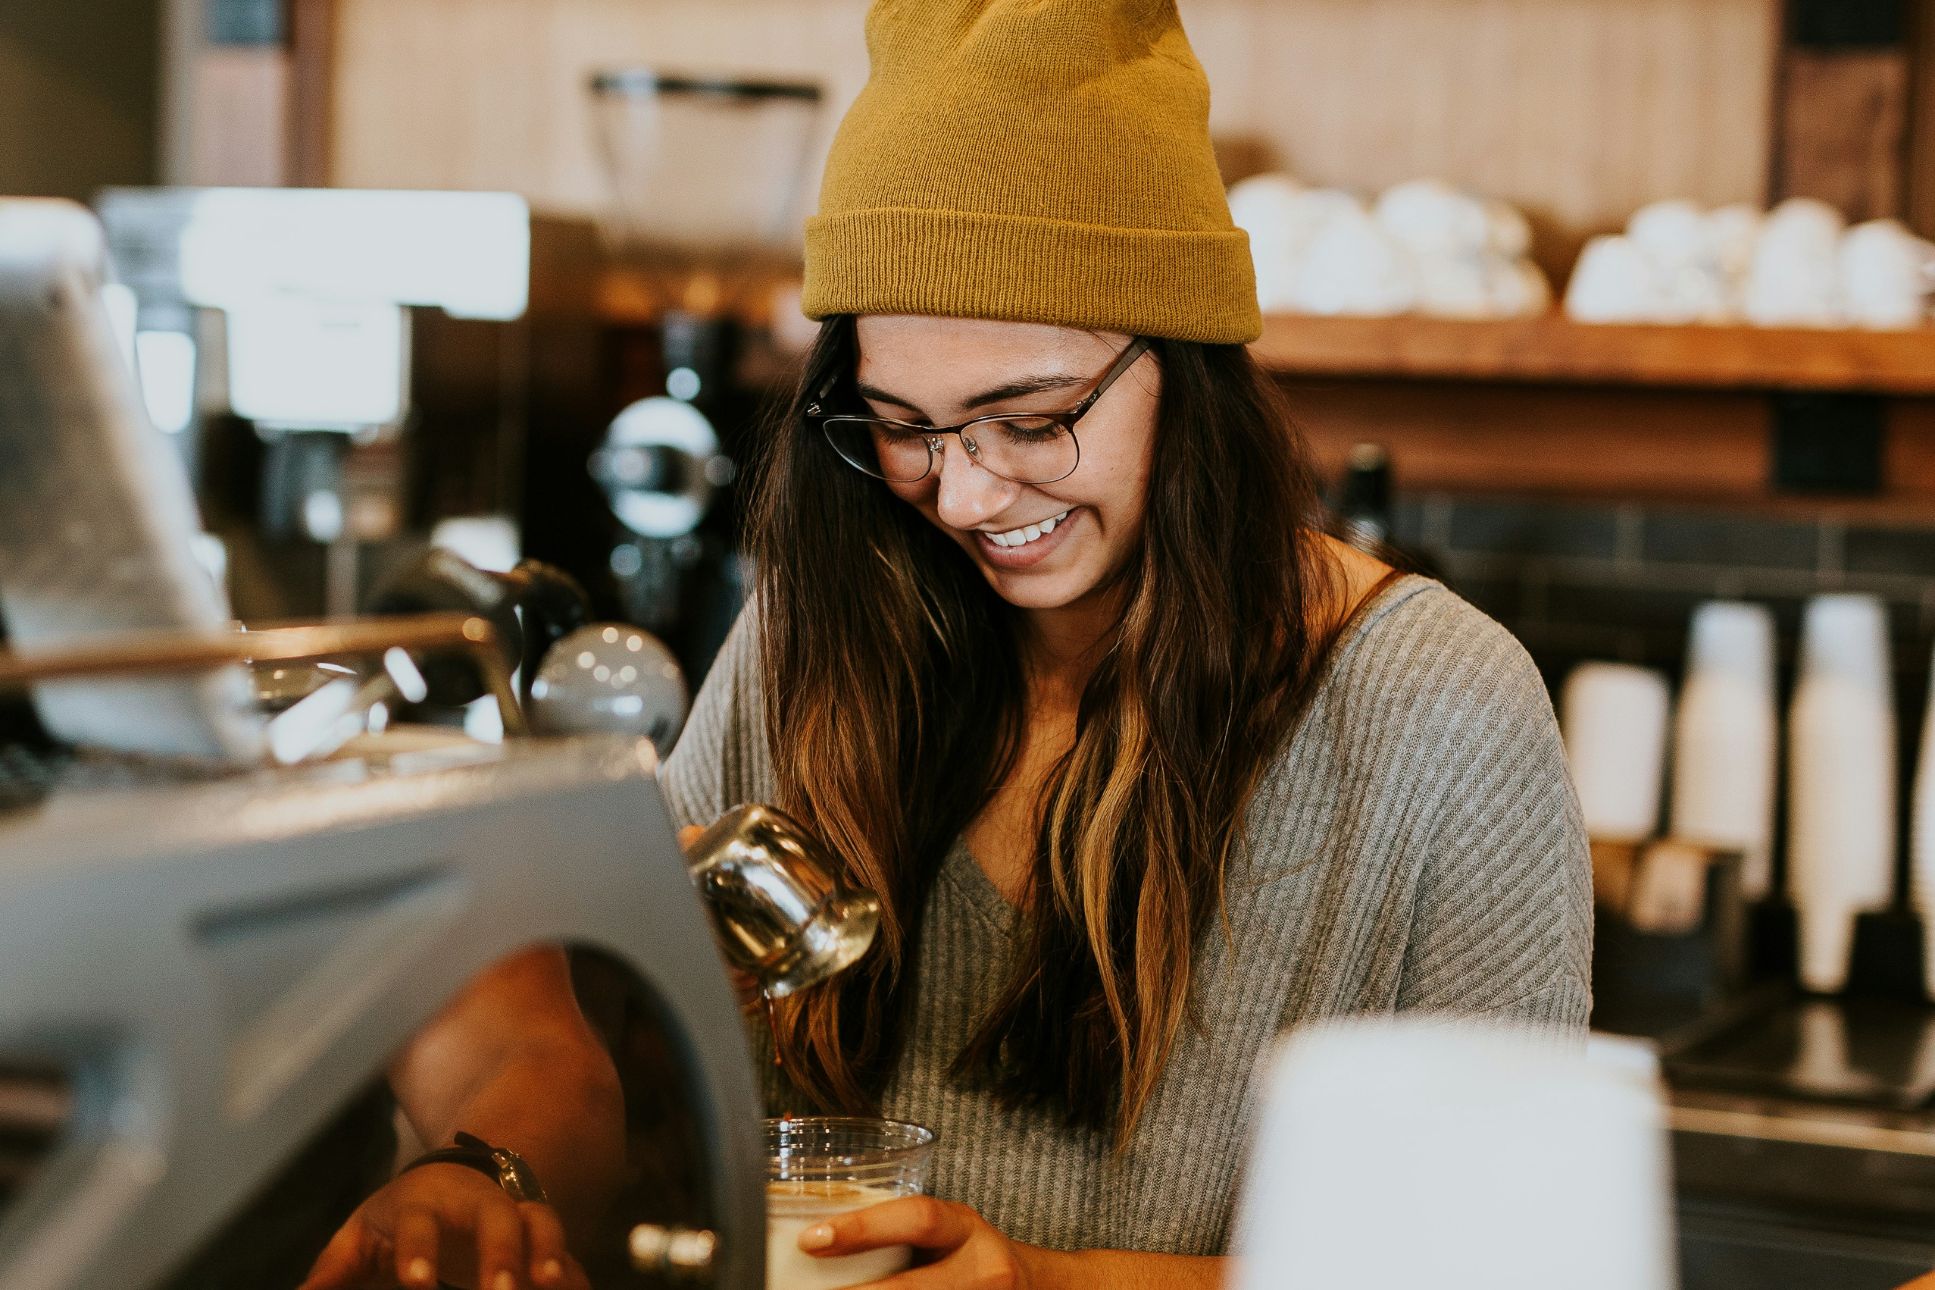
[{"x1": 949, "y1": 573, "x2": 1427, "y2": 919}]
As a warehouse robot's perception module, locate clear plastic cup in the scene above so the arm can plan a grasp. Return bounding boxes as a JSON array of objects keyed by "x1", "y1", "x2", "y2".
[{"x1": 764, "y1": 1116, "x2": 936, "y2": 1290}]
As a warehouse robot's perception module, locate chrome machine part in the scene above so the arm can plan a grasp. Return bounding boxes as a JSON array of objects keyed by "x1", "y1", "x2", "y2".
[
  {"x1": 527, "y1": 623, "x2": 689, "y2": 750},
  {"x1": 591, "y1": 396, "x2": 728, "y2": 542},
  {"x1": 0, "y1": 613, "x2": 526, "y2": 743},
  {"x1": 630, "y1": 1222, "x2": 721, "y2": 1280}
]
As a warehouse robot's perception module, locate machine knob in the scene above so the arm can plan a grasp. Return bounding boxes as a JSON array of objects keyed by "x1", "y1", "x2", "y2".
[
  {"x1": 526, "y1": 624, "x2": 689, "y2": 750},
  {"x1": 628, "y1": 1223, "x2": 719, "y2": 1280}
]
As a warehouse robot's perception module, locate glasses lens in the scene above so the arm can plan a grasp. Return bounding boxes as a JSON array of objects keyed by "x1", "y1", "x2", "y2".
[
  {"x1": 968, "y1": 416, "x2": 1078, "y2": 484},
  {"x1": 823, "y1": 418, "x2": 932, "y2": 482}
]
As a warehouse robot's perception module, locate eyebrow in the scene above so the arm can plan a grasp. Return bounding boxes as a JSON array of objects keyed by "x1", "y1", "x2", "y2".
[{"x1": 854, "y1": 371, "x2": 1089, "y2": 417}]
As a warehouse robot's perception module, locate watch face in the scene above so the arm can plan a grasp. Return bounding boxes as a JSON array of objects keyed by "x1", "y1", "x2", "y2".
[{"x1": 492, "y1": 1148, "x2": 548, "y2": 1204}]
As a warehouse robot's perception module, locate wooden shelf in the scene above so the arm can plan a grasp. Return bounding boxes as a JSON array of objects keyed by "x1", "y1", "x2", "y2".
[{"x1": 1251, "y1": 313, "x2": 1935, "y2": 396}]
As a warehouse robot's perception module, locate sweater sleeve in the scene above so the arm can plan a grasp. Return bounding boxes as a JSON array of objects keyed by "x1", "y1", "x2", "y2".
[
  {"x1": 1393, "y1": 614, "x2": 1593, "y2": 1035},
  {"x1": 657, "y1": 602, "x2": 774, "y2": 831}
]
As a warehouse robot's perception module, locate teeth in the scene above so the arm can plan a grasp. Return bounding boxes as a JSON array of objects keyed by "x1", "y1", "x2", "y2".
[{"x1": 986, "y1": 510, "x2": 1069, "y2": 549}]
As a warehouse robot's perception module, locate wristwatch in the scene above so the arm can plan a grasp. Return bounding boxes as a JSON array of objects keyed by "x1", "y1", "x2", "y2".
[{"x1": 403, "y1": 1131, "x2": 550, "y2": 1204}]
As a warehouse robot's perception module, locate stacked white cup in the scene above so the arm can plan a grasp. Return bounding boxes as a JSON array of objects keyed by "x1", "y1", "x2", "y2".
[
  {"x1": 1788, "y1": 594, "x2": 1898, "y2": 994},
  {"x1": 1232, "y1": 1020, "x2": 1677, "y2": 1290},
  {"x1": 1908, "y1": 645, "x2": 1935, "y2": 998},
  {"x1": 1669, "y1": 602, "x2": 1780, "y2": 899},
  {"x1": 1561, "y1": 663, "x2": 1673, "y2": 844}
]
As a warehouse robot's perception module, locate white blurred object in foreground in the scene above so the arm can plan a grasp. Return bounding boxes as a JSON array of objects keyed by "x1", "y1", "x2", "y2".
[
  {"x1": 1232, "y1": 1020, "x2": 1676, "y2": 1290},
  {"x1": 1669, "y1": 602, "x2": 1780, "y2": 899},
  {"x1": 1788, "y1": 594, "x2": 1897, "y2": 993},
  {"x1": 1561, "y1": 662, "x2": 1673, "y2": 844},
  {"x1": 1909, "y1": 644, "x2": 1935, "y2": 997}
]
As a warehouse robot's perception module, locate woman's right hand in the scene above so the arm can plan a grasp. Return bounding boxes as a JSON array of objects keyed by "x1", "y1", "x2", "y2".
[
  {"x1": 299, "y1": 1163, "x2": 589, "y2": 1290},
  {"x1": 680, "y1": 824, "x2": 763, "y2": 1013}
]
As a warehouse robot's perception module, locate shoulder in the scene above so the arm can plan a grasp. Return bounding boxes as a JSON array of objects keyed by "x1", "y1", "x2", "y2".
[
  {"x1": 1317, "y1": 575, "x2": 1554, "y2": 755},
  {"x1": 658, "y1": 598, "x2": 775, "y2": 828}
]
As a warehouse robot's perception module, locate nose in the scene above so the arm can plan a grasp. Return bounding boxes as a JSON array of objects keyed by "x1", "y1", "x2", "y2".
[{"x1": 931, "y1": 434, "x2": 1021, "y2": 530}]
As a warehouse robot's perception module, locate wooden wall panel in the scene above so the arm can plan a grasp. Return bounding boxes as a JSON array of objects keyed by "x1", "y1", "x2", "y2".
[
  {"x1": 328, "y1": 0, "x2": 869, "y2": 219},
  {"x1": 1240, "y1": 0, "x2": 1783, "y2": 272},
  {"x1": 321, "y1": 0, "x2": 1784, "y2": 271}
]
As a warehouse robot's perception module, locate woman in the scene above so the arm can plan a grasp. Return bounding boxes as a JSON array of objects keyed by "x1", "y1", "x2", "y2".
[{"x1": 662, "y1": 2, "x2": 1590, "y2": 1286}]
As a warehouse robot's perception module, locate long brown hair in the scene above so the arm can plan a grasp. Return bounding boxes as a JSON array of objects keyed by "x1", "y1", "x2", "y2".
[{"x1": 748, "y1": 315, "x2": 1339, "y2": 1147}]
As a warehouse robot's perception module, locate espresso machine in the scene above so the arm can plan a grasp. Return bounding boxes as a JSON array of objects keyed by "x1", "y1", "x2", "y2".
[
  {"x1": 95, "y1": 187, "x2": 533, "y2": 620},
  {"x1": 0, "y1": 642, "x2": 882, "y2": 1290},
  {"x1": 0, "y1": 197, "x2": 883, "y2": 1287},
  {"x1": 584, "y1": 72, "x2": 823, "y2": 682}
]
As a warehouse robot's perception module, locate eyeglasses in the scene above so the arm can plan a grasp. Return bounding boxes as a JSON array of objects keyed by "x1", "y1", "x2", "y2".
[{"x1": 808, "y1": 337, "x2": 1152, "y2": 485}]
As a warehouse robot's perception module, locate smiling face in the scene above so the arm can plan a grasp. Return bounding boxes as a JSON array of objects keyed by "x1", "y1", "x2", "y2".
[{"x1": 852, "y1": 315, "x2": 1161, "y2": 624}]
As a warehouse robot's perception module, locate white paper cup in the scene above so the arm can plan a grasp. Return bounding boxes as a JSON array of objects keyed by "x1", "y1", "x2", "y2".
[
  {"x1": 1788, "y1": 595, "x2": 1897, "y2": 993},
  {"x1": 1561, "y1": 662, "x2": 1673, "y2": 844},
  {"x1": 1908, "y1": 645, "x2": 1935, "y2": 997},
  {"x1": 1670, "y1": 602, "x2": 1779, "y2": 898}
]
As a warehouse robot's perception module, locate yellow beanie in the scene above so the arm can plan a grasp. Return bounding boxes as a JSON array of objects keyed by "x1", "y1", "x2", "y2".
[{"x1": 801, "y1": 0, "x2": 1260, "y2": 345}]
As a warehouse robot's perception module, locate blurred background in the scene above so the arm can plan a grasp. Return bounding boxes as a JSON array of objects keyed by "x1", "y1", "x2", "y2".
[{"x1": 11, "y1": 1, "x2": 1935, "y2": 1286}]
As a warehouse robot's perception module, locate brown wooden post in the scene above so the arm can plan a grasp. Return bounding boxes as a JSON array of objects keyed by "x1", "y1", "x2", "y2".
[
  {"x1": 1771, "y1": 0, "x2": 1914, "y2": 220},
  {"x1": 288, "y1": 0, "x2": 338, "y2": 188}
]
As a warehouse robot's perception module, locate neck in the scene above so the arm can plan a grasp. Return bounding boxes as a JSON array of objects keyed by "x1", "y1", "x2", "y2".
[{"x1": 1019, "y1": 593, "x2": 1119, "y2": 707}]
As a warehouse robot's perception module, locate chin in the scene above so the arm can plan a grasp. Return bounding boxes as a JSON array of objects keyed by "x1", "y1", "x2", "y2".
[{"x1": 978, "y1": 566, "x2": 1100, "y2": 611}]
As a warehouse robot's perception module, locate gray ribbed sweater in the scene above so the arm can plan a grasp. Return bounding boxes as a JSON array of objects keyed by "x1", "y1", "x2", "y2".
[{"x1": 659, "y1": 575, "x2": 1591, "y2": 1256}]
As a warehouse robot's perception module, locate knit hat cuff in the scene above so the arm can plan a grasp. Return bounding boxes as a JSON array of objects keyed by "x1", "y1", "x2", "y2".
[{"x1": 802, "y1": 207, "x2": 1262, "y2": 345}]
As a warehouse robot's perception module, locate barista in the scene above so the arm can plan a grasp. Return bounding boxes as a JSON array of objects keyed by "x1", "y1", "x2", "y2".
[{"x1": 657, "y1": 1, "x2": 1591, "y2": 1286}]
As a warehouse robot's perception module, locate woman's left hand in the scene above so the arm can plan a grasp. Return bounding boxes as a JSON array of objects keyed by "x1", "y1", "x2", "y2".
[{"x1": 800, "y1": 1196, "x2": 1059, "y2": 1290}]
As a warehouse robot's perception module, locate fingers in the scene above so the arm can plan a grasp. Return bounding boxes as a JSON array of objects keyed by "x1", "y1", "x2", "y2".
[
  {"x1": 298, "y1": 1220, "x2": 377, "y2": 1290},
  {"x1": 393, "y1": 1207, "x2": 442, "y2": 1288},
  {"x1": 519, "y1": 1202, "x2": 575, "y2": 1288},
  {"x1": 843, "y1": 1266, "x2": 969, "y2": 1290},
  {"x1": 678, "y1": 824, "x2": 706, "y2": 851},
  {"x1": 473, "y1": 1194, "x2": 529, "y2": 1290},
  {"x1": 803, "y1": 1196, "x2": 976, "y2": 1257}
]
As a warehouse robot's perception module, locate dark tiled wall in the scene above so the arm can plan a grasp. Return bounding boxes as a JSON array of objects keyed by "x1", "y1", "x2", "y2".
[{"x1": 1388, "y1": 494, "x2": 1935, "y2": 717}]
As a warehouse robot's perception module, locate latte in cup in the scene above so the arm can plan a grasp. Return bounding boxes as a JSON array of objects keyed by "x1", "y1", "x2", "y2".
[
  {"x1": 766, "y1": 1179, "x2": 912, "y2": 1290},
  {"x1": 764, "y1": 1116, "x2": 935, "y2": 1290}
]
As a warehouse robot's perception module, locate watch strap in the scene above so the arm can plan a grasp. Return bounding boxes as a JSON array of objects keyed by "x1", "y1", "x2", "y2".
[{"x1": 401, "y1": 1132, "x2": 549, "y2": 1204}]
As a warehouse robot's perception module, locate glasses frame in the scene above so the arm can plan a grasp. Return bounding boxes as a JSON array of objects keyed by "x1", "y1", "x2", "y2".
[{"x1": 808, "y1": 336, "x2": 1153, "y2": 485}]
